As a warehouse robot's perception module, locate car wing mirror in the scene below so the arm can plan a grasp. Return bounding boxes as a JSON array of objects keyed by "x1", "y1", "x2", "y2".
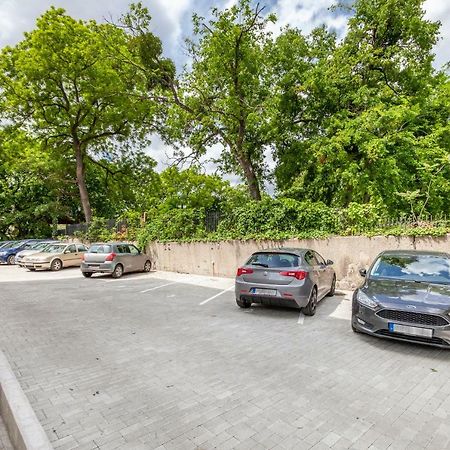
[
  {"x1": 326, "y1": 259, "x2": 333, "y2": 266},
  {"x1": 359, "y1": 268, "x2": 367, "y2": 277}
]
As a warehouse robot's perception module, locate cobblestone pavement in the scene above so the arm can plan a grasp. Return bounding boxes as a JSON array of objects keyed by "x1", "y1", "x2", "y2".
[{"x1": 0, "y1": 272, "x2": 450, "y2": 450}]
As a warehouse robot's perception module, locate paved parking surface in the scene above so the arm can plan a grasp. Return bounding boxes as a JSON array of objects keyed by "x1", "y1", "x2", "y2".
[{"x1": 0, "y1": 268, "x2": 450, "y2": 450}]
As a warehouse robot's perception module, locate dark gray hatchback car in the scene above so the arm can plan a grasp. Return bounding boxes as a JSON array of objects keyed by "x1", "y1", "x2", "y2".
[
  {"x1": 352, "y1": 250, "x2": 450, "y2": 348},
  {"x1": 235, "y1": 248, "x2": 336, "y2": 315}
]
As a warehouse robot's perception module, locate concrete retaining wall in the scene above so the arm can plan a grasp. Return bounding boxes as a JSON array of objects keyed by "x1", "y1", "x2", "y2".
[{"x1": 147, "y1": 234, "x2": 450, "y2": 289}]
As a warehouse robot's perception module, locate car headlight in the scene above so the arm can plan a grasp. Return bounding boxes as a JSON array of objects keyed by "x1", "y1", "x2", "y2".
[{"x1": 357, "y1": 290, "x2": 378, "y2": 309}]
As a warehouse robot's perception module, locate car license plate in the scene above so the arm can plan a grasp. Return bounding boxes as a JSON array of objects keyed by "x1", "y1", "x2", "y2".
[
  {"x1": 388, "y1": 323, "x2": 433, "y2": 338},
  {"x1": 251, "y1": 288, "x2": 277, "y2": 296}
]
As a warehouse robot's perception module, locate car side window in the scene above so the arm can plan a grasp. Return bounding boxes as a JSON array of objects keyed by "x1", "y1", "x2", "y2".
[
  {"x1": 67, "y1": 244, "x2": 77, "y2": 253},
  {"x1": 77, "y1": 245, "x2": 87, "y2": 252},
  {"x1": 117, "y1": 245, "x2": 129, "y2": 254},
  {"x1": 128, "y1": 245, "x2": 140, "y2": 256},
  {"x1": 305, "y1": 251, "x2": 319, "y2": 266},
  {"x1": 314, "y1": 252, "x2": 326, "y2": 265}
]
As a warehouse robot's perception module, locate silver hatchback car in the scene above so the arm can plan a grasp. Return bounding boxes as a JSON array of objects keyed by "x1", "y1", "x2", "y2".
[
  {"x1": 81, "y1": 242, "x2": 152, "y2": 278},
  {"x1": 235, "y1": 248, "x2": 336, "y2": 315}
]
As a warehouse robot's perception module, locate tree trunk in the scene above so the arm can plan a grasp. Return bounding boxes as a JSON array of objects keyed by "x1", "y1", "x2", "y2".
[
  {"x1": 236, "y1": 152, "x2": 261, "y2": 200},
  {"x1": 73, "y1": 141, "x2": 92, "y2": 223}
]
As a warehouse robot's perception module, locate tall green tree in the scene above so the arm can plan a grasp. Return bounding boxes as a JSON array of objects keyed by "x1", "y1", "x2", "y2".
[
  {"x1": 0, "y1": 8, "x2": 161, "y2": 222},
  {"x1": 124, "y1": 1, "x2": 276, "y2": 200},
  {"x1": 272, "y1": 0, "x2": 448, "y2": 215}
]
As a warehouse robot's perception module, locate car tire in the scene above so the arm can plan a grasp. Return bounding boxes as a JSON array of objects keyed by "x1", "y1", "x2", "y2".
[
  {"x1": 28, "y1": 268, "x2": 36, "y2": 272},
  {"x1": 82, "y1": 272, "x2": 92, "y2": 278},
  {"x1": 327, "y1": 275, "x2": 336, "y2": 297},
  {"x1": 303, "y1": 287, "x2": 318, "y2": 316},
  {"x1": 6, "y1": 255, "x2": 15, "y2": 265},
  {"x1": 236, "y1": 297, "x2": 251, "y2": 308},
  {"x1": 112, "y1": 264, "x2": 123, "y2": 279},
  {"x1": 50, "y1": 259, "x2": 62, "y2": 271},
  {"x1": 143, "y1": 260, "x2": 152, "y2": 272}
]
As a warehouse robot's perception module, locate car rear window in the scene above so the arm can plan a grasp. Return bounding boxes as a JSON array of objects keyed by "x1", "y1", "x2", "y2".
[
  {"x1": 246, "y1": 252, "x2": 300, "y2": 268},
  {"x1": 89, "y1": 244, "x2": 112, "y2": 254},
  {"x1": 371, "y1": 254, "x2": 450, "y2": 285}
]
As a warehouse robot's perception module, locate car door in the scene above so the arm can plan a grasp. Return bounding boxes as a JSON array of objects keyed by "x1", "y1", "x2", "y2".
[
  {"x1": 76, "y1": 244, "x2": 88, "y2": 266},
  {"x1": 313, "y1": 251, "x2": 331, "y2": 297},
  {"x1": 127, "y1": 244, "x2": 143, "y2": 272},
  {"x1": 63, "y1": 244, "x2": 78, "y2": 267},
  {"x1": 116, "y1": 244, "x2": 131, "y2": 272},
  {"x1": 304, "y1": 251, "x2": 321, "y2": 291}
]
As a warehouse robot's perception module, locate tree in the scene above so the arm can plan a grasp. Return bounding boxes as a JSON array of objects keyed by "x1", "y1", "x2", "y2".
[
  {"x1": 0, "y1": 8, "x2": 160, "y2": 222},
  {"x1": 272, "y1": 0, "x2": 447, "y2": 215},
  {"x1": 123, "y1": 1, "x2": 276, "y2": 200}
]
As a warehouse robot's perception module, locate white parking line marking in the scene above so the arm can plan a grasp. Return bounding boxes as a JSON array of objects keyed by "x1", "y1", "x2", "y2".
[
  {"x1": 199, "y1": 286, "x2": 234, "y2": 305},
  {"x1": 297, "y1": 314, "x2": 305, "y2": 325},
  {"x1": 140, "y1": 282, "x2": 177, "y2": 293}
]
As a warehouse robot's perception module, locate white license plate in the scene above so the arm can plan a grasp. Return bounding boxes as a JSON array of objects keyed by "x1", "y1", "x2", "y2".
[
  {"x1": 389, "y1": 323, "x2": 433, "y2": 338},
  {"x1": 252, "y1": 288, "x2": 277, "y2": 296}
]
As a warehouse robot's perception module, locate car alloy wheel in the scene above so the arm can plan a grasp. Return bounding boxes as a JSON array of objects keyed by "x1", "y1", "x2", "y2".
[
  {"x1": 143, "y1": 260, "x2": 152, "y2": 272},
  {"x1": 327, "y1": 275, "x2": 336, "y2": 297},
  {"x1": 303, "y1": 287, "x2": 318, "y2": 316},
  {"x1": 7, "y1": 255, "x2": 15, "y2": 265},
  {"x1": 112, "y1": 264, "x2": 123, "y2": 279},
  {"x1": 51, "y1": 259, "x2": 62, "y2": 271}
]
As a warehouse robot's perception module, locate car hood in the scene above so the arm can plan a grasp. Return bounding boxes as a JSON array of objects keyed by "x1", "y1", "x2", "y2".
[
  {"x1": 17, "y1": 249, "x2": 40, "y2": 257},
  {"x1": 25, "y1": 251, "x2": 57, "y2": 261},
  {"x1": 364, "y1": 279, "x2": 450, "y2": 313}
]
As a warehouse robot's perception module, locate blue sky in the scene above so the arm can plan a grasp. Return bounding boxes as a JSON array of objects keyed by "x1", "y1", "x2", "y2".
[{"x1": 0, "y1": 0, "x2": 449, "y2": 185}]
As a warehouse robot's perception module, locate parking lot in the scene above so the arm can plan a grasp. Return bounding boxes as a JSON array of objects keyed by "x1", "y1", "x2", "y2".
[{"x1": 1, "y1": 267, "x2": 450, "y2": 450}]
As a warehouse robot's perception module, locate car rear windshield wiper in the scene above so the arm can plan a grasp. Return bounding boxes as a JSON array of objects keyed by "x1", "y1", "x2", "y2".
[{"x1": 251, "y1": 262, "x2": 269, "y2": 268}]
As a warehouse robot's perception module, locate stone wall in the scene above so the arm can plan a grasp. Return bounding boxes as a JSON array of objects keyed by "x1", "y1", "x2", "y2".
[{"x1": 147, "y1": 234, "x2": 450, "y2": 289}]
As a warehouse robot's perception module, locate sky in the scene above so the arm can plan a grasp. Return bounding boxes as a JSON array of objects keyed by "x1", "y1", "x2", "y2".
[{"x1": 0, "y1": 0, "x2": 449, "y2": 186}]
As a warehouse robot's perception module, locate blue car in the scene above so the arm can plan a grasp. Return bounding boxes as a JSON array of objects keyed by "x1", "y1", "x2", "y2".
[{"x1": 0, "y1": 240, "x2": 47, "y2": 265}]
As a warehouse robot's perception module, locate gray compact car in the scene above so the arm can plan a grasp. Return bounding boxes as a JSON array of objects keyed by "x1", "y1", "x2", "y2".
[
  {"x1": 235, "y1": 248, "x2": 336, "y2": 315},
  {"x1": 352, "y1": 250, "x2": 450, "y2": 348},
  {"x1": 80, "y1": 243, "x2": 152, "y2": 278}
]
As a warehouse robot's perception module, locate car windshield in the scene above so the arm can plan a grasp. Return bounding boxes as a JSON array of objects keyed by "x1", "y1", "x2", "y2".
[
  {"x1": 370, "y1": 254, "x2": 450, "y2": 285},
  {"x1": 43, "y1": 244, "x2": 66, "y2": 253},
  {"x1": 246, "y1": 252, "x2": 300, "y2": 268},
  {"x1": 2, "y1": 241, "x2": 20, "y2": 249},
  {"x1": 88, "y1": 244, "x2": 112, "y2": 253},
  {"x1": 34, "y1": 242, "x2": 51, "y2": 250}
]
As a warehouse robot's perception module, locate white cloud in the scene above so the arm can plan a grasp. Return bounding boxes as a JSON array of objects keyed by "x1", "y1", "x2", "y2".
[{"x1": 424, "y1": 0, "x2": 450, "y2": 68}]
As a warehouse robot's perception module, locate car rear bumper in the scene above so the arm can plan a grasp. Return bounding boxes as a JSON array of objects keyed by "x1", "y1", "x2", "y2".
[
  {"x1": 80, "y1": 262, "x2": 115, "y2": 274},
  {"x1": 352, "y1": 303, "x2": 450, "y2": 349},
  {"x1": 235, "y1": 279, "x2": 312, "y2": 309}
]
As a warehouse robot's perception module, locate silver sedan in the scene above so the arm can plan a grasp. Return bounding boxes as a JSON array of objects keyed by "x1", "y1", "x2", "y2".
[{"x1": 235, "y1": 248, "x2": 336, "y2": 315}]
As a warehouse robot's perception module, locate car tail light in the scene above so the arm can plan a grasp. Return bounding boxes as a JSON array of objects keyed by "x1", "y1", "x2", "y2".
[
  {"x1": 280, "y1": 270, "x2": 307, "y2": 280},
  {"x1": 237, "y1": 267, "x2": 253, "y2": 276},
  {"x1": 105, "y1": 253, "x2": 116, "y2": 261},
  {"x1": 81, "y1": 253, "x2": 85, "y2": 261}
]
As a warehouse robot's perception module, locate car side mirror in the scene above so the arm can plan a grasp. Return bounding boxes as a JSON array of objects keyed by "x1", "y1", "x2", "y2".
[
  {"x1": 326, "y1": 259, "x2": 333, "y2": 266},
  {"x1": 359, "y1": 268, "x2": 367, "y2": 277}
]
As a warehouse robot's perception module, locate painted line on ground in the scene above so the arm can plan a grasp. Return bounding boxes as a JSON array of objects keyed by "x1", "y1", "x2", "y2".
[
  {"x1": 297, "y1": 313, "x2": 305, "y2": 325},
  {"x1": 199, "y1": 286, "x2": 234, "y2": 306},
  {"x1": 140, "y1": 282, "x2": 177, "y2": 293}
]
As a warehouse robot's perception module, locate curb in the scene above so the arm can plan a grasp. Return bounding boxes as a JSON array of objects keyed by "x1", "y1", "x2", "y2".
[{"x1": 0, "y1": 350, "x2": 53, "y2": 450}]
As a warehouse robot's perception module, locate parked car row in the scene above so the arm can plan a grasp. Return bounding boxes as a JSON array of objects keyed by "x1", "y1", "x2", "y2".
[
  {"x1": 236, "y1": 247, "x2": 450, "y2": 349},
  {"x1": 2, "y1": 239, "x2": 152, "y2": 279}
]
